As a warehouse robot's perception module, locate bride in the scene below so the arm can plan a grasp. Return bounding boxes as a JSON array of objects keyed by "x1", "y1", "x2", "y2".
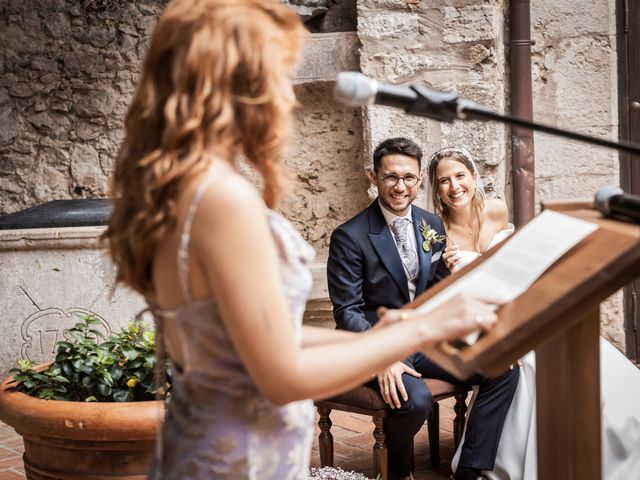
[{"x1": 427, "y1": 146, "x2": 640, "y2": 480}]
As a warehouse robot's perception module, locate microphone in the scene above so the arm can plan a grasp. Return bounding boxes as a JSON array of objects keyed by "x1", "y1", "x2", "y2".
[
  {"x1": 334, "y1": 71, "x2": 492, "y2": 122},
  {"x1": 594, "y1": 186, "x2": 640, "y2": 224}
]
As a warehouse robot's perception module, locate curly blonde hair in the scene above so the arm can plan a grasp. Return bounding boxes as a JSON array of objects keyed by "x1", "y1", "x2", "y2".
[{"x1": 105, "y1": 0, "x2": 305, "y2": 296}]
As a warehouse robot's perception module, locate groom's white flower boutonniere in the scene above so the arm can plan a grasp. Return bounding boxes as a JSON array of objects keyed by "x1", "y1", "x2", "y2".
[{"x1": 420, "y1": 219, "x2": 446, "y2": 252}]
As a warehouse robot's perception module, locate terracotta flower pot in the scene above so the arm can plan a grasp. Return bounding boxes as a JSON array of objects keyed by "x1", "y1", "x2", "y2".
[{"x1": 0, "y1": 371, "x2": 164, "y2": 480}]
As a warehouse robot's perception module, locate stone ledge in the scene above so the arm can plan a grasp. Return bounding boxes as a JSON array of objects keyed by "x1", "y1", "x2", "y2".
[
  {"x1": 303, "y1": 297, "x2": 334, "y2": 329},
  {"x1": 0, "y1": 226, "x2": 105, "y2": 251},
  {"x1": 0, "y1": 225, "x2": 330, "y2": 300},
  {"x1": 292, "y1": 32, "x2": 360, "y2": 84}
]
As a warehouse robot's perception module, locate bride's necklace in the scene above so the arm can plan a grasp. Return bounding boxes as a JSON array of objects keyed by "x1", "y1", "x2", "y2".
[
  {"x1": 449, "y1": 213, "x2": 477, "y2": 237},
  {"x1": 449, "y1": 223, "x2": 479, "y2": 251},
  {"x1": 462, "y1": 223, "x2": 476, "y2": 236}
]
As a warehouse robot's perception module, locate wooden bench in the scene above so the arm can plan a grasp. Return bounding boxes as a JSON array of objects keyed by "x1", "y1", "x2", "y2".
[{"x1": 314, "y1": 379, "x2": 470, "y2": 480}]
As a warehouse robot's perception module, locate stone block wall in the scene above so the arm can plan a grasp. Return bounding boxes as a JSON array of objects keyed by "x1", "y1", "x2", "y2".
[
  {"x1": 0, "y1": 1, "x2": 364, "y2": 258},
  {"x1": 0, "y1": 0, "x2": 626, "y2": 348},
  {"x1": 530, "y1": 0, "x2": 622, "y2": 347},
  {"x1": 0, "y1": 0, "x2": 165, "y2": 214},
  {"x1": 285, "y1": 83, "x2": 369, "y2": 253},
  {"x1": 354, "y1": 0, "x2": 623, "y2": 348},
  {"x1": 531, "y1": 0, "x2": 618, "y2": 203},
  {"x1": 357, "y1": 0, "x2": 509, "y2": 207}
]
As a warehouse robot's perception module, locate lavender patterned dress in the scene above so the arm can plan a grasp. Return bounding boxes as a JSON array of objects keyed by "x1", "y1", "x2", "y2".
[{"x1": 150, "y1": 177, "x2": 315, "y2": 479}]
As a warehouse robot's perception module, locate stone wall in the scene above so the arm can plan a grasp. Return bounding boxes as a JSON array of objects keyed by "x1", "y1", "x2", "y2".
[
  {"x1": 0, "y1": 0, "x2": 626, "y2": 348},
  {"x1": 532, "y1": 0, "x2": 618, "y2": 205},
  {"x1": 284, "y1": 83, "x2": 369, "y2": 253},
  {"x1": 530, "y1": 0, "x2": 622, "y2": 347},
  {"x1": 0, "y1": 0, "x2": 165, "y2": 214},
  {"x1": 0, "y1": 0, "x2": 363, "y2": 258}
]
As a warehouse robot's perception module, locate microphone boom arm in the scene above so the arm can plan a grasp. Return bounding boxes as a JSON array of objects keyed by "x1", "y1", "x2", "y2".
[
  {"x1": 407, "y1": 86, "x2": 463, "y2": 122},
  {"x1": 407, "y1": 86, "x2": 640, "y2": 156}
]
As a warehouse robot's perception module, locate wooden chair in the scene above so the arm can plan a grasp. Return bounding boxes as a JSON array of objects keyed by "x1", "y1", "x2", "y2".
[{"x1": 314, "y1": 379, "x2": 470, "y2": 480}]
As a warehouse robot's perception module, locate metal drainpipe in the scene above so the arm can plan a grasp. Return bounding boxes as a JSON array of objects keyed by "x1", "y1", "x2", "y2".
[{"x1": 509, "y1": 0, "x2": 535, "y2": 226}]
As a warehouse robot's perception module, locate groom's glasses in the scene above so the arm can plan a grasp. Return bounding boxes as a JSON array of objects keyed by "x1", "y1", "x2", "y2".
[{"x1": 379, "y1": 174, "x2": 420, "y2": 188}]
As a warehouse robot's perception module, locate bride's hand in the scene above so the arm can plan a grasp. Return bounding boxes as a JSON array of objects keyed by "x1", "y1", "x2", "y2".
[{"x1": 442, "y1": 245, "x2": 461, "y2": 270}]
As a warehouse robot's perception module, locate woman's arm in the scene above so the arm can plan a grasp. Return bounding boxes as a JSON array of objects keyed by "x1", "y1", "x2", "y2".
[
  {"x1": 192, "y1": 176, "x2": 495, "y2": 405},
  {"x1": 300, "y1": 309, "x2": 407, "y2": 346},
  {"x1": 301, "y1": 325, "x2": 355, "y2": 346}
]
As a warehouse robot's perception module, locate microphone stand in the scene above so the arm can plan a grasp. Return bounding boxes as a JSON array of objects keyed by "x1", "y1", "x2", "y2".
[{"x1": 409, "y1": 85, "x2": 640, "y2": 156}]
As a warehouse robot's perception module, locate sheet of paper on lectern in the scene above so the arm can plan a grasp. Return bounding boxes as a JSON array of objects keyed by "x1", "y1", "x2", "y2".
[{"x1": 415, "y1": 209, "x2": 599, "y2": 345}]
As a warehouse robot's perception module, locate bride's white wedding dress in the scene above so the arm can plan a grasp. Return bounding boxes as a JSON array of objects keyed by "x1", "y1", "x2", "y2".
[{"x1": 450, "y1": 224, "x2": 640, "y2": 479}]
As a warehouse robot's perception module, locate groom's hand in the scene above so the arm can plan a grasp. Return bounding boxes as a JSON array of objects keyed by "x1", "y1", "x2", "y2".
[{"x1": 376, "y1": 361, "x2": 421, "y2": 409}]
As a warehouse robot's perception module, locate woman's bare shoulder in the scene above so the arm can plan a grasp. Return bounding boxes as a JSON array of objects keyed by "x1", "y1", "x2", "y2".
[
  {"x1": 183, "y1": 163, "x2": 267, "y2": 242},
  {"x1": 484, "y1": 198, "x2": 509, "y2": 226},
  {"x1": 196, "y1": 164, "x2": 262, "y2": 214}
]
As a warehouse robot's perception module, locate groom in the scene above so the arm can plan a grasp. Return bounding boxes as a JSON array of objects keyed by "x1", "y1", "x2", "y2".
[{"x1": 327, "y1": 137, "x2": 519, "y2": 480}]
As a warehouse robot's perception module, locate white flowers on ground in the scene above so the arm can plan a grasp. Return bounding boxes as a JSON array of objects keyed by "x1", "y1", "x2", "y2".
[{"x1": 308, "y1": 466, "x2": 377, "y2": 480}]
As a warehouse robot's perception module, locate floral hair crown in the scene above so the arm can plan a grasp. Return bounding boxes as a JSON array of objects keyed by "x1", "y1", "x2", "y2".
[{"x1": 427, "y1": 146, "x2": 476, "y2": 174}]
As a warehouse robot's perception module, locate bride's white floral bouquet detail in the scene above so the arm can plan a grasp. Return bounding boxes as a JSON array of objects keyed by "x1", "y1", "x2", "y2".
[
  {"x1": 420, "y1": 219, "x2": 446, "y2": 252},
  {"x1": 308, "y1": 466, "x2": 378, "y2": 480}
]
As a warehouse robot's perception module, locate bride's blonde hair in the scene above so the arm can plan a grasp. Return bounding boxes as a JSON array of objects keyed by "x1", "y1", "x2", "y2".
[
  {"x1": 104, "y1": 0, "x2": 305, "y2": 296},
  {"x1": 427, "y1": 147, "x2": 485, "y2": 251}
]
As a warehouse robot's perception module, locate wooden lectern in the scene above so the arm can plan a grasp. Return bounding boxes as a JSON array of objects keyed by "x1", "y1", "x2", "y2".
[{"x1": 409, "y1": 203, "x2": 640, "y2": 479}]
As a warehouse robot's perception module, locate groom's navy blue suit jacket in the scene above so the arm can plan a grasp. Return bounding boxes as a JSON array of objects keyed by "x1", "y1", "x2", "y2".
[{"x1": 327, "y1": 200, "x2": 450, "y2": 333}]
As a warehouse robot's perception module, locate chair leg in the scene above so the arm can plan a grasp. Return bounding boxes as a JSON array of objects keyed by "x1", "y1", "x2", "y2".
[
  {"x1": 372, "y1": 415, "x2": 388, "y2": 480},
  {"x1": 453, "y1": 392, "x2": 468, "y2": 450},
  {"x1": 317, "y1": 406, "x2": 334, "y2": 467},
  {"x1": 427, "y1": 401, "x2": 440, "y2": 468}
]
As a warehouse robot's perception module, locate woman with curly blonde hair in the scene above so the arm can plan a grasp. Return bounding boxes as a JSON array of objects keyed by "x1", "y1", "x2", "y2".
[{"x1": 105, "y1": 1, "x2": 502, "y2": 478}]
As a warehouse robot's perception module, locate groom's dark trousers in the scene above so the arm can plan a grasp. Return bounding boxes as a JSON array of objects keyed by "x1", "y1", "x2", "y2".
[{"x1": 327, "y1": 201, "x2": 519, "y2": 476}]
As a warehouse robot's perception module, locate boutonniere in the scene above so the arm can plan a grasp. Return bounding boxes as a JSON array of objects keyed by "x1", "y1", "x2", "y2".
[{"x1": 420, "y1": 219, "x2": 446, "y2": 252}]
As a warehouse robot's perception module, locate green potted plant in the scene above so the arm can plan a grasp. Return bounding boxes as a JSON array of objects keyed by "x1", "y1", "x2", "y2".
[{"x1": 0, "y1": 315, "x2": 167, "y2": 480}]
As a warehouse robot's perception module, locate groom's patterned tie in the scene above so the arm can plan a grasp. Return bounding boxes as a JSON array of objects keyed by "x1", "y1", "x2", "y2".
[{"x1": 390, "y1": 218, "x2": 419, "y2": 280}]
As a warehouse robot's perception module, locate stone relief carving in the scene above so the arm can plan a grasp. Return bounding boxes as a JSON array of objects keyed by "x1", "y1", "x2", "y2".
[
  {"x1": 20, "y1": 308, "x2": 111, "y2": 365},
  {"x1": 283, "y1": 0, "x2": 356, "y2": 32},
  {"x1": 283, "y1": 0, "x2": 330, "y2": 22}
]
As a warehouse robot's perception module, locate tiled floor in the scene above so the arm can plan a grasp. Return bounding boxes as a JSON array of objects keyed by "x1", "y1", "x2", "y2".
[
  {"x1": 0, "y1": 421, "x2": 25, "y2": 479},
  {"x1": 0, "y1": 398, "x2": 458, "y2": 480}
]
